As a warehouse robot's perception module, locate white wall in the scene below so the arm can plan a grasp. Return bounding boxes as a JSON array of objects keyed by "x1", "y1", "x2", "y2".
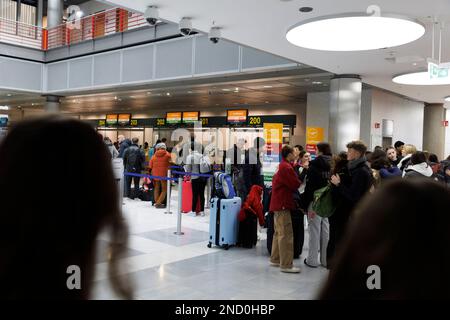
[{"x1": 370, "y1": 89, "x2": 425, "y2": 150}]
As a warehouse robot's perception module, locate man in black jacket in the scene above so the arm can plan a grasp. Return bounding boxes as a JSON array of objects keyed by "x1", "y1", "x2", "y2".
[
  {"x1": 123, "y1": 137, "x2": 145, "y2": 198},
  {"x1": 242, "y1": 137, "x2": 266, "y2": 200},
  {"x1": 329, "y1": 140, "x2": 373, "y2": 267},
  {"x1": 302, "y1": 142, "x2": 333, "y2": 268}
]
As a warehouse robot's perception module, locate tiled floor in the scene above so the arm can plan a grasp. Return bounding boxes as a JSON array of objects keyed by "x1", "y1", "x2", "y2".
[{"x1": 91, "y1": 191, "x2": 329, "y2": 300}]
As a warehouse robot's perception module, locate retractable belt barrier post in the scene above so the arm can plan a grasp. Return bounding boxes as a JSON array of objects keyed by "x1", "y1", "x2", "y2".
[
  {"x1": 174, "y1": 176, "x2": 184, "y2": 235},
  {"x1": 112, "y1": 159, "x2": 124, "y2": 212},
  {"x1": 205, "y1": 177, "x2": 211, "y2": 209},
  {"x1": 165, "y1": 168, "x2": 173, "y2": 214}
]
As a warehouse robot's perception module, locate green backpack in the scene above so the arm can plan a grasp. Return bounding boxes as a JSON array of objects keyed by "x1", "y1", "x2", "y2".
[{"x1": 312, "y1": 184, "x2": 337, "y2": 218}]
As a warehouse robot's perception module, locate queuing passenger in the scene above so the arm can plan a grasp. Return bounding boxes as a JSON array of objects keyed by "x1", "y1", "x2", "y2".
[
  {"x1": 123, "y1": 137, "x2": 146, "y2": 198},
  {"x1": 394, "y1": 140, "x2": 405, "y2": 160},
  {"x1": 327, "y1": 152, "x2": 350, "y2": 268},
  {"x1": 104, "y1": 136, "x2": 119, "y2": 159},
  {"x1": 269, "y1": 145, "x2": 301, "y2": 273},
  {"x1": 386, "y1": 146, "x2": 400, "y2": 166},
  {"x1": 243, "y1": 137, "x2": 266, "y2": 200},
  {"x1": 330, "y1": 141, "x2": 373, "y2": 256},
  {"x1": 118, "y1": 134, "x2": 131, "y2": 158},
  {"x1": 143, "y1": 142, "x2": 150, "y2": 163},
  {"x1": 149, "y1": 143, "x2": 173, "y2": 208},
  {"x1": 292, "y1": 145, "x2": 304, "y2": 169},
  {"x1": 320, "y1": 179, "x2": 450, "y2": 299},
  {"x1": 436, "y1": 155, "x2": 450, "y2": 188},
  {"x1": 224, "y1": 138, "x2": 247, "y2": 202},
  {"x1": 397, "y1": 144, "x2": 416, "y2": 172},
  {"x1": 302, "y1": 142, "x2": 332, "y2": 268},
  {"x1": 184, "y1": 142, "x2": 209, "y2": 217},
  {"x1": 0, "y1": 116, "x2": 131, "y2": 299},
  {"x1": 428, "y1": 153, "x2": 440, "y2": 174},
  {"x1": 149, "y1": 139, "x2": 161, "y2": 160},
  {"x1": 403, "y1": 151, "x2": 434, "y2": 179},
  {"x1": 369, "y1": 149, "x2": 401, "y2": 187}
]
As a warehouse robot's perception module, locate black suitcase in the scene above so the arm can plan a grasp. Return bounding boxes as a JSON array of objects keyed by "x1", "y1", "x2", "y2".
[
  {"x1": 238, "y1": 212, "x2": 257, "y2": 248},
  {"x1": 138, "y1": 188, "x2": 154, "y2": 202},
  {"x1": 266, "y1": 210, "x2": 304, "y2": 259}
]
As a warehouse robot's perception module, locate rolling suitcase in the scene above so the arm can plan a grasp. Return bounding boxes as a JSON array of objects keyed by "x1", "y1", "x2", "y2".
[
  {"x1": 238, "y1": 212, "x2": 257, "y2": 248},
  {"x1": 208, "y1": 197, "x2": 241, "y2": 250}
]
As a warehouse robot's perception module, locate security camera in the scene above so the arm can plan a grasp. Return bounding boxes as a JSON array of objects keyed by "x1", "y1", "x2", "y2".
[
  {"x1": 209, "y1": 27, "x2": 221, "y2": 44},
  {"x1": 144, "y1": 6, "x2": 159, "y2": 26},
  {"x1": 179, "y1": 17, "x2": 192, "y2": 36}
]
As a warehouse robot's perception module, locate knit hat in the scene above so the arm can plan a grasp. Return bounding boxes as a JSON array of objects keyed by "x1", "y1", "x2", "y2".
[{"x1": 156, "y1": 143, "x2": 167, "y2": 150}]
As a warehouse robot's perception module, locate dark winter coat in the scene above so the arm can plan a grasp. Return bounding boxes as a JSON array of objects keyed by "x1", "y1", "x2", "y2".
[
  {"x1": 301, "y1": 155, "x2": 332, "y2": 211},
  {"x1": 123, "y1": 144, "x2": 145, "y2": 172},
  {"x1": 335, "y1": 157, "x2": 373, "y2": 207},
  {"x1": 118, "y1": 138, "x2": 132, "y2": 158},
  {"x1": 242, "y1": 147, "x2": 264, "y2": 193}
]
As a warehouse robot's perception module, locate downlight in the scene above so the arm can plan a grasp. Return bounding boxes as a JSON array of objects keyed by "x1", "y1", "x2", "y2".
[
  {"x1": 286, "y1": 13, "x2": 425, "y2": 51},
  {"x1": 392, "y1": 71, "x2": 450, "y2": 85},
  {"x1": 445, "y1": 96, "x2": 450, "y2": 102}
]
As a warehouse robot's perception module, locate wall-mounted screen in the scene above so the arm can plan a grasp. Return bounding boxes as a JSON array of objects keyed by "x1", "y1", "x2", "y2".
[
  {"x1": 118, "y1": 114, "x2": 131, "y2": 126},
  {"x1": 106, "y1": 114, "x2": 118, "y2": 126},
  {"x1": 166, "y1": 112, "x2": 182, "y2": 125},
  {"x1": 182, "y1": 111, "x2": 199, "y2": 124},
  {"x1": 227, "y1": 109, "x2": 248, "y2": 125}
]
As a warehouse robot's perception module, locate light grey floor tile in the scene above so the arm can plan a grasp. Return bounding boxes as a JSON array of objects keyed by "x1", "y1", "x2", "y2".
[{"x1": 138, "y1": 227, "x2": 209, "y2": 247}]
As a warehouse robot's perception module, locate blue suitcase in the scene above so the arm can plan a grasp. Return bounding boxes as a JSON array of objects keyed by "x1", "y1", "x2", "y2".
[{"x1": 207, "y1": 197, "x2": 241, "y2": 250}]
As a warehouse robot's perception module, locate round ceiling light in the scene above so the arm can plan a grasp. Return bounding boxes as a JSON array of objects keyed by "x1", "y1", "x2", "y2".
[
  {"x1": 392, "y1": 71, "x2": 450, "y2": 85},
  {"x1": 286, "y1": 13, "x2": 425, "y2": 51},
  {"x1": 445, "y1": 96, "x2": 450, "y2": 102}
]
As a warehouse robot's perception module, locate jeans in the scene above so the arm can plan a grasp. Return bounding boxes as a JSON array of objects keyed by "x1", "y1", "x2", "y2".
[
  {"x1": 191, "y1": 177, "x2": 206, "y2": 212},
  {"x1": 270, "y1": 210, "x2": 294, "y2": 269}
]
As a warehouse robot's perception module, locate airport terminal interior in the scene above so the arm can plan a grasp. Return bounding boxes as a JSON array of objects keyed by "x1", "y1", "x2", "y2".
[{"x1": 0, "y1": 0, "x2": 450, "y2": 301}]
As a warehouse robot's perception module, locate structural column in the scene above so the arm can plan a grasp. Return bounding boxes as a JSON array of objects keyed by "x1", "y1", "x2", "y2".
[
  {"x1": 36, "y1": 0, "x2": 44, "y2": 27},
  {"x1": 44, "y1": 95, "x2": 61, "y2": 113},
  {"x1": 47, "y1": 0, "x2": 64, "y2": 28},
  {"x1": 329, "y1": 74, "x2": 363, "y2": 153},
  {"x1": 423, "y1": 103, "x2": 446, "y2": 160}
]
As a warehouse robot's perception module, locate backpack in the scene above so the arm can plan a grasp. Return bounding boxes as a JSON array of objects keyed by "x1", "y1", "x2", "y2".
[
  {"x1": 312, "y1": 184, "x2": 337, "y2": 218},
  {"x1": 199, "y1": 155, "x2": 212, "y2": 173},
  {"x1": 214, "y1": 172, "x2": 236, "y2": 199},
  {"x1": 127, "y1": 146, "x2": 143, "y2": 171}
]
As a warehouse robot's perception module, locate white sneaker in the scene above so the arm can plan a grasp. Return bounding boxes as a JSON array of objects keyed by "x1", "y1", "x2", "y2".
[
  {"x1": 269, "y1": 262, "x2": 280, "y2": 267},
  {"x1": 200, "y1": 211, "x2": 205, "y2": 217},
  {"x1": 280, "y1": 267, "x2": 301, "y2": 273},
  {"x1": 187, "y1": 211, "x2": 197, "y2": 217}
]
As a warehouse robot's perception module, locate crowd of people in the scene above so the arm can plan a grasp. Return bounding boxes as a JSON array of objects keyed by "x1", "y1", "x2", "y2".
[
  {"x1": 2, "y1": 116, "x2": 449, "y2": 299},
  {"x1": 267, "y1": 139, "x2": 450, "y2": 276}
]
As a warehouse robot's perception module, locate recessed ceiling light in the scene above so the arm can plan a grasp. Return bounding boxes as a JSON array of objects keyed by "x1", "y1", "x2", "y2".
[
  {"x1": 392, "y1": 71, "x2": 450, "y2": 85},
  {"x1": 6, "y1": 94, "x2": 12, "y2": 97},
  {"x1": 445, "y1": 96, "x2": 450, "y2": 102},
  {"x1": 222, "y1": 89, "x2": 231, "y2": 91},
  {"x1": 188, "y1": 91, "x2": 192, "y2": 94},
  {"x1": 114, "y1": 96, "x2": 118, "y2": 100},
  {"x1": 304, "y1": 78, "x2": 310, "y2": 82},
  {"x1": 147, "y1": 92, "x2": 151, "y2": 95},
  {"x1": 263, "y1": 85, "x2": 273, "y2": 88},
  {"x1": 166, "y1": 92, "x2": 171, "y2": 96},
  {"x1": 412, "y1": 62, "x2": 418, "y2": 66},
  {"x1": 265, "y1": 101, "x2": 269, "y2": 104},
  {"x1": 312, "y1": 81, "x2": 323, "y2": 85},
  {"x1": 286, "y1": 13, "x2": 425, "y2": 51},
  {"x1": 235, "y1": 87, "x2": 239, "y2": 91},
  {"x1": 0, "y1": 106, "x2": 9, "y2": 110},
  {"x1": 299, "y1": 7, "x2": 313, "y2": 13}
]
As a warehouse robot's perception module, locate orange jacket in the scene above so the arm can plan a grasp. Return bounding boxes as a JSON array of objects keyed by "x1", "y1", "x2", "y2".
[{"x1": 150, "y1": 149, "x2": 172, "y2": 180}]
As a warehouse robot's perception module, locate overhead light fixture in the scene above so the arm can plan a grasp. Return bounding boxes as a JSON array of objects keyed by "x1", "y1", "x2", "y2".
[
  {"x1": 286, "y1": 11, "x2": 425, "y2": 51},
  {"x1": 445, "y1": 96, "x2": 450, "y2": 102},
  {"x1": 392, "y1": 71, "x2": 450, "y2": 85},
  {"x1": 6, "y1": 94, "x2": 12, "y2": 97},
  {"x1": 166, "y1": 92, "x2": 171, "y2": 96},
  {"x1": 0, "y1": 105, "x2": 9, "y2": 110},
  {"x1": 312, "y1": 81, "x2": 323, "y2": 85},
  {"x1": 222, "y1": 89, "x2": 231, "y2": 92},
  {"x1": 263, "y1": 85, "x2": 273, "y2": 88},
  {"x1": 114, "y1": 96, "x2": 118, "y2": 100}
]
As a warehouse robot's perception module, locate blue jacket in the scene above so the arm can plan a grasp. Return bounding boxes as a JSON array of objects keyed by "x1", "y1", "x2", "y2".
[{"x1": 118, "y1": 139, "x2": 131, "y2": 158}]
